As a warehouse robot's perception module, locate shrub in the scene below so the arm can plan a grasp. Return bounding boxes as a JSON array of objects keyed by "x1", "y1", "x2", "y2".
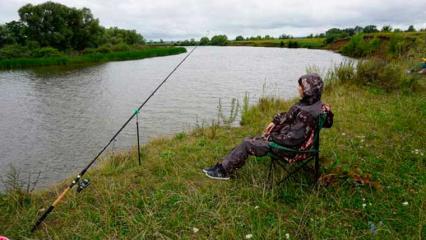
[
  {"x1": 82, "y1": 47, "x2": 96, "y2": 54},
  {"x1": 0, "y1": 44, "x2": 31, "y2": 59},
  {"x1": 287, "y1": 41, "x2": 299, "y2": 48},
  {"x1": 322, "y1": 59, "x2": 416, "y2": 92},
  {"x1": 341, "y1": 34, "x2": 381, "y2": 57},
  {"x1": 387, "y1": 34, "x2": 414, "y2": 57},
  {"x1": 95, "y1": 44, "x2": 112, "y2": 53},
  {"x1": 355, "y1": 59, "x2": 411, "y2": 91},
  {"x1": 355, "y1": 59, "x2": 387, "y2": 86},
  {"x1": 31, "y1": 47, "x2": 62, "y2": 57},
  {"x1": 111, "y1": 43, "x2": 131, "y2": 52}
]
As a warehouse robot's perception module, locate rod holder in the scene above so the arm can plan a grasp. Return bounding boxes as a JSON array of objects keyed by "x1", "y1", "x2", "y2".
[{"x1": 134, "y1": 109, "x2": 141, "y2": 166}]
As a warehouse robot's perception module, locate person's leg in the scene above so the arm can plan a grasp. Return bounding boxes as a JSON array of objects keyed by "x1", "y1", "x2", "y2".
[
  {"x1": 221, "y1": 137, "x2": 270, "y2": 173},
  {"x1": 204, "y1": 137, "x2": 269, "y2": 180}
]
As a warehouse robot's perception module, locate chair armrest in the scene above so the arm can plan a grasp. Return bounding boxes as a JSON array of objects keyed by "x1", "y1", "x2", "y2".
[{"x1": 268, "y1": 142, "x2": 318, "y2": 153}]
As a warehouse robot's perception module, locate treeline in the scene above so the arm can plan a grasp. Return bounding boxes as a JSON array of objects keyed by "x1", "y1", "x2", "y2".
[
  {"x1": 0, "y1": 1, "x2": 145, "y2": 59},
  {"x1": 172, "y1": 24, "x2": 424, "y2": 47},
  {"x1": 324, "y1": 24, "x2": 421, "y2": 43},
  {"x1": 173, "y1": 35, "x2": 229, "y2": 46}
]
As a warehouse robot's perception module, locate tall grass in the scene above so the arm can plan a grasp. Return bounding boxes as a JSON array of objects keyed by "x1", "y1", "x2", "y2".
[
  {"x1": 321, "y1": 59, "x2": 421, "y2": 92},
  {"x1": 0, "y1": 47, "x2": 186, "y2": 70}
]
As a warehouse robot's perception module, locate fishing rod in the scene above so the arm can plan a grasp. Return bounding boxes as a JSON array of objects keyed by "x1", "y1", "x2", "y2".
[{"x1": 31, "y1": 44, "x2": 199, "y2": 233}]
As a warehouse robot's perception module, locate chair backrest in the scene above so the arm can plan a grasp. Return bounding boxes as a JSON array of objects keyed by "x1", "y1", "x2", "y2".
[{"x1": 312, "y1": 112, "x2": 327, "y2": 151}]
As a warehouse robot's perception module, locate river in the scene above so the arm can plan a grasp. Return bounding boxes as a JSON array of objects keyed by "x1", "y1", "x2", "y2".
[{"x1": 0, "y1": 46, "x2": 351, "y2": 189}]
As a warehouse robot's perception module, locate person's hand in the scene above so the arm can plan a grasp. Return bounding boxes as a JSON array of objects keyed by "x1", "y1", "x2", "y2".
[{"x1": 263, "y1": 122, "x2": 275, "y2": 137}]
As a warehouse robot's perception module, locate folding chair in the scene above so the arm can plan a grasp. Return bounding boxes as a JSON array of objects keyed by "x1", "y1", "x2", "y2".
[{"x1": 267, "y1": 112, "x2": 327, "y2": 187}]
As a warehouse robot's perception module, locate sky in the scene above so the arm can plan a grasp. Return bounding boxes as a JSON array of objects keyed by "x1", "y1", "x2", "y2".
[{"x1": 0, "y1": 0, "x2": 425, "y2": 41}]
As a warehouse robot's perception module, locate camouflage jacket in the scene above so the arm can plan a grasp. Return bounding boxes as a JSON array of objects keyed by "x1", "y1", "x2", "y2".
[{"x1": 269, "y1": 100, "x2": 333, "y2": 148}]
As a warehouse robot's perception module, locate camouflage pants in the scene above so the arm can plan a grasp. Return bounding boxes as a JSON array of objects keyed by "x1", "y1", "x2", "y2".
[{"x1": 221, "y1": 137, "x2": 270, "y2": 173}]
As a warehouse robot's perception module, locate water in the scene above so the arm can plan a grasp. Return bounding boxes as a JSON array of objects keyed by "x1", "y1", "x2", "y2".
[{"x1": 0, "y1": 46, "x2": 350, "y2": 189}]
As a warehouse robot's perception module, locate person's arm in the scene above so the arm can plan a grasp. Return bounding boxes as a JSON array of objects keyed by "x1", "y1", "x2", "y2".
[
  {"x1": 272, "y1": 105, "x2": 298, "y2": 126},
  {"x1": 263, "y1": 105, "x2": 299, "y2": 138}
]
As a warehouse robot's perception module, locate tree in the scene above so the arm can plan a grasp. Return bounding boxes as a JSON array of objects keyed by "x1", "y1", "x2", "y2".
[
  {"x1": 381, "y1": 25, "x2": 392, "y2": 32},
  {"x1": 279, "y1": 34, "x2": 291, "y2": 39},
  {"x1": 18, "y1": 1, "x2": 103, "y2": 50},
  {"x1": 354, "y1": 26, "x2": 364, "y2": 34},
  {"x1": 235, "y1": 35, "x2": 244, "y2": 41},
  {"x1": 325, "y1": 28, "x2": 348, "y2": 43},
  {"x1": 102, "y1": 27, "x2": 144, "y2": 46},
  {"x1": 343, "y1": 28, "x2": 355, "y2": 36},
  {"x1": 199, "y1": 37, "x2": 209, "y2": 45},
  {"x1": 210, "y1": 35, "x2": 228, "y2": 46},
  {"x1": 363, "y1": 25, "x2": 378, "y2": 33},
  {"x1": 406, "y1": 25, "x2": 416, "y2": 32},
  {"x1": 5, "y1": 21, "x2": 28, "y2": 45}
]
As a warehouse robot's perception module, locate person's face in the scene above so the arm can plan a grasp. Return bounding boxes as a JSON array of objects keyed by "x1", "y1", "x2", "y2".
[{"x1": 298, "y1": 85, "x2": 304, "y2": 98}]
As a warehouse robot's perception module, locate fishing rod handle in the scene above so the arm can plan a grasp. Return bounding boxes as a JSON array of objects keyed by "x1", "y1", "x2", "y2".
[
  {"x1": 31, "y1": 205, "x2": 54, "y2": 232},
  {"x1": 31, "y1": 185, "x2": 72, "y2": 232}
]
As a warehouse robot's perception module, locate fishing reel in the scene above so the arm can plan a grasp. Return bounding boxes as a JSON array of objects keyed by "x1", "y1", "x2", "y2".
[{"x1": 76, "y1": 178, "x2": 90, "y2": 193}]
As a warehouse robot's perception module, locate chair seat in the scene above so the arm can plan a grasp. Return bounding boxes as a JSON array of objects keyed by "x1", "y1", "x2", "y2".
[{"x1": 268, "y1": 141, "x2": 318, "y2": 164}]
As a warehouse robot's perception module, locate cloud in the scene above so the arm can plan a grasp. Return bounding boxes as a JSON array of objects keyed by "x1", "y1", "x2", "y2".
[{"x1": 0, "y1": 0, "x2": 425, "y2": 40}]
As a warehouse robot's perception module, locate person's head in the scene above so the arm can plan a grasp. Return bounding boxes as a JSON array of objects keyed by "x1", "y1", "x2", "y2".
[{"x1": 297, "y1": 73, "x2": 324, "y2": 105}]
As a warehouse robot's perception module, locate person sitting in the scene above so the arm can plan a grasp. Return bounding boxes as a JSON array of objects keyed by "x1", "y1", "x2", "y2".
[{"x1": 203, "y1": 73, "x2": 334, "y2": 180}]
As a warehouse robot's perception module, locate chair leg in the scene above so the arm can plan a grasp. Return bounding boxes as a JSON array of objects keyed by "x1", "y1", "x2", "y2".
[
  {"x1": 268, "y1": 159, "x2": 274, "y2": 189},
  {"x1": 314, "y1": 154, "x2": 320, "y2": 182}
]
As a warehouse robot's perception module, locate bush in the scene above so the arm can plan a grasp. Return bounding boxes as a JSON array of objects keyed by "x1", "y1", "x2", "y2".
[
  {"x1": 31, "y1": 47, "x2": 62, "y2": 57},
  {"x1": 287, "y1": 41, "x2": 299, "y2": 48},
  {"x1": 341, "y1": 34, "x2": 381, "y2": 57},
  {"x1": 323, "y1": 59, "x2": 417, "y2": 92},
  {"x1": 95, "y1": 44, "x2": 112, "y2": 53},
  {"x1": 355, "y1": 59, "x2": 411, "y2": 91},
  {"x1": 111, "y1": 43, "x2": 131, "y2": 52},
  {"x1": 0, "y1": 44, "x2": 31, "y2": 59},
  {"x1": 82, "y1": 47, "x2": 96, "y2": 54},
  {"x1": 387, "y1": 34, "x2": 415, "y2": 57}
]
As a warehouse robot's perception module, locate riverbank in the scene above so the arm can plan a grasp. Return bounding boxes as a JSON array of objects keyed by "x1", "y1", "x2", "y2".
[
  {"x1": 0, "y1": 47, "x2": 187, "y2": 70},
  {"x1": 1, "y1": 62, "x2": 424, "y2": 238},
  {"x1": 229, "y1": 37, "x2": 325, "y2": 49}
]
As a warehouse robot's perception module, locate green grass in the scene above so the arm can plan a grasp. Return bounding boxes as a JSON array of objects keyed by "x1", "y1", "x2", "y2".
[
  {"x1": 0, "y1": 73, "x2": 424, "y2": 238},
  {"x1": 229, "y1": 38, "x2": 325, "y2": 49},
  {"x1": 0, "y1": 47, "x2": 187, "y2": 70}
]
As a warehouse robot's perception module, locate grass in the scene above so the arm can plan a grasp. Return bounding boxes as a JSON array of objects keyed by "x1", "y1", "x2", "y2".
[
  {"x1": 0, "y1": 69, "x2": 425, "y2": 238},
  {"x1": 0, "y1": 47, "x2": 187, "y2": 70}
]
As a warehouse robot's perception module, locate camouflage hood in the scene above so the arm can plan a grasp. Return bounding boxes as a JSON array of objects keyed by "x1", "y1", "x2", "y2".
[{"x1": 298, "y1": 73, "x2": 324, "y2": 105}]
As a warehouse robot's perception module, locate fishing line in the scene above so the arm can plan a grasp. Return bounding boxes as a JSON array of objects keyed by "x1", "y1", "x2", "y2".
[{"x1": 31, "y1": 43, "x2": 200, "y2": 232}]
